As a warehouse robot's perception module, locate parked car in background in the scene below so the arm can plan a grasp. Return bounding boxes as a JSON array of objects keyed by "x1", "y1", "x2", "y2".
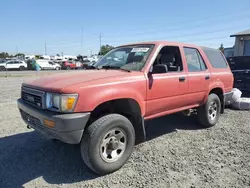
[
  {"x1": 0, "y1": 58, "x2": 7, "y2": 63},
  {"x1": 36, "y1": 60, "x2": 61, "y2": 70},
  {"x1": 61, "y1": 60, "x2": 83, "y2": 70},
  {"x1": 0, "y1": 60, "x2": 27, "y2": 71},
  {"x1": 88, "y1": 55, "x2": 101, "y2": 62},
  {"x1": 227, "y1": 56, "x2": 250, "y2": 94},
  {"x1": 82, "y1": 61, "x2": 95, "y2": 69},
  {"x1": 18, "y1": 41, "x2": 233, "y2": 175}
]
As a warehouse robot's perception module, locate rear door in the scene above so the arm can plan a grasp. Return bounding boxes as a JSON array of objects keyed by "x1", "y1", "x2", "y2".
[
  {"x1": 14, "y1": 61, "x2": 21, "y2": 69},
  {"x1": 182, "y1": 47, "x2": 211, "y2": 105},
  {"x1": 48, "y1": 61, "x2": 54, "y2": 69}
]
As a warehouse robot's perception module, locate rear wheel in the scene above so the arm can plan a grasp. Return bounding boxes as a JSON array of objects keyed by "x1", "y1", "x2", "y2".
[
  {"x1": 197, "y1": 93, "x2": 221, "y2": 127},
  {"x1": 66, "y1": 66, "x2": 71, "y2": 70},
  {"x1": 19, "y1": 66, "x2": 25, "y2": 71},
  {"x1": 55, "y1": 67, "x2": 60, "y2": 70},
  {"x1": 80, "y1": 114, "x2": 135, "y2": 175}
]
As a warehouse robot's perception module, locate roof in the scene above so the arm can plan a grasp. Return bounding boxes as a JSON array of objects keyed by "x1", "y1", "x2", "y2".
[
  {"x1": 118, "y1": 41, "x2": 201, "y2": 49},
  {"x1": 230, "y1": 29, "x2": 250, "y2": 37}
]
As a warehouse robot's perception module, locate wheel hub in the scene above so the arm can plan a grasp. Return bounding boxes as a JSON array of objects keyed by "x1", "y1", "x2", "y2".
[
  {"x1": 100, "y1": 128, "x2": 127, "y2": 163},
  {"x1": 108, "y1": 138, "x2": 119, "y2": 150},
  {"x1": 208, "y1": 102, "x2": 217, "y2": 121}
]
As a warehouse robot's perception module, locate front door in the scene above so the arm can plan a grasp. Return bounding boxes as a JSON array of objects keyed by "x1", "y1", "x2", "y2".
[
  {"x1": 6, "y1": 61, "x2": 14, "y2": 69},
  {"x1": 145, "y1": 46, "x2": 189, "y2": 117}
]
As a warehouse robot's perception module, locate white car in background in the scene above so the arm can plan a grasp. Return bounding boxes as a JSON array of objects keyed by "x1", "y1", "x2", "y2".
[
  {"x1": 36, "y1": 60, "x2": 61, "y2": 70},
  {"x1": 88, "y1": 55, "x2": 101, "y2": 62},
  {"x1": 0, "y1": 60, "x2": 27, "y2": 71}
]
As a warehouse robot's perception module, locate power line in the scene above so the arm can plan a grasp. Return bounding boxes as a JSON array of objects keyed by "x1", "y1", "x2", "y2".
[
  {"x1": 103, "y1": 7, "x2": 250, "y2": 38},
  {"x1": 103, "y1": 14, "x2": 250, "y2": 40}
]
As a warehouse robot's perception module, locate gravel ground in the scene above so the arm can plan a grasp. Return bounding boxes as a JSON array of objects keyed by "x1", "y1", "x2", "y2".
[{"x1": 0, "y1": 77, "x2": 250, "y2": 188}]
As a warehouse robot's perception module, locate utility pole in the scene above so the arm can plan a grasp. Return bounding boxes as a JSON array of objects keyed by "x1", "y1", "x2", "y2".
[
  {"x1": 81, "y1": 28, "x2": 83, "y2": 55},
  {"x1": 99, "y1": 33, "x2": 103, "y2": 54},
  {"x1": 45, "y1": 42, "x2": 47, "y2": 55},
  {"x1": 15, "y1": 46, "x2": 18, "y2": 55}
]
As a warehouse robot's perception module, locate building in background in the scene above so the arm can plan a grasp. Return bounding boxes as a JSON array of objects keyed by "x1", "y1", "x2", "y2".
[{"x1": 230, "y1": 29, "x2": 250, "y2": 56}]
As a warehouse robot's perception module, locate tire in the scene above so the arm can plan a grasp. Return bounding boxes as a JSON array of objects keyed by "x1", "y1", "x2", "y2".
[
  {"x1": 55, "y1": 67, "x2": 60, "y2": 70},
  {"x1": 81, "y1": 114, "x2": 135, "y2": 175},
  {"x1": 197, "y1": 93, "x2": 221, "y2": 127},
  {"x1": 19, "y1": 66, "x2": 25, "y2": 71},
  {"x1": 0, "y1": 66, "x2": 6, "y2": 71},
  {"x1": 66, "y1": 66, "x2": 71, "y2": 70}
]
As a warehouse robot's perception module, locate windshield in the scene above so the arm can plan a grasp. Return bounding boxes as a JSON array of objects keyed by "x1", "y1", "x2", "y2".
[
  {"x1": 0, "y1": 59, "x2": 7, "y2": 63},
  {"x1": 94, "y1": 45, "x2": 154, "y2": 71}
]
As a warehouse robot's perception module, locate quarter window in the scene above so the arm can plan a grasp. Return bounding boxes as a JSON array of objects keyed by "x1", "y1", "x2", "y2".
[
  {"x1": 202, "y1": 47, "x2": 228, "y2": 68},
  {"x1": 184, "y1": 47, "x2": 207, "y2": 72}
]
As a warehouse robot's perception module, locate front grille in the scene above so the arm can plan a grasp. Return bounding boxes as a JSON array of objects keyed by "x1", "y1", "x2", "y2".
[
  {"x1": 20, "y1": 110, "x2": 42, "y2": 127},
  {"x1": 22, "y1": 92, "x2": 42, "y2": 107},
  {"x1": 21, "y1": 87, "x2": 45, "y2": 108}
]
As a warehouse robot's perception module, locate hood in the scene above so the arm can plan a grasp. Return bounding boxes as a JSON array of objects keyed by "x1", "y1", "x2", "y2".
[{"x1": 23, "y1": 70, "x2": 128, "y2": 92}]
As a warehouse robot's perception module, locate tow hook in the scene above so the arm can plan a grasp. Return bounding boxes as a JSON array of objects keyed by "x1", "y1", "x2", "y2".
[{"x1": 27, "y1": 125, "x2": 31, "y2": 129}]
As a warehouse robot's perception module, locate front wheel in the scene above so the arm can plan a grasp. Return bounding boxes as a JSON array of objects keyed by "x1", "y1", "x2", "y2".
[
  {"x1": 197, "y1": 93, "x2": 221, "y2": 127},
  {"x1": 80, "y1": 114, "x2": 135, "y2": 175},
  {"x1": 55, "y1": 67, "x2": 60, "y2": 70}
]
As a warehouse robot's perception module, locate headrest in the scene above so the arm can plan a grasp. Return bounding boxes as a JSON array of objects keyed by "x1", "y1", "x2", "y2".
[
  {"x1": 133, "y1": 55, "x2": 144, "y2": 62},
  {"x1": 161, "y1": 54, "x2": 175, "y2": 63}
]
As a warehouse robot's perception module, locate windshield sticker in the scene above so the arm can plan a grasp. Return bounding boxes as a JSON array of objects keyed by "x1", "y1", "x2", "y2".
[{"x1": 131, "y1": 48, "x2": 149, "y2": 52}]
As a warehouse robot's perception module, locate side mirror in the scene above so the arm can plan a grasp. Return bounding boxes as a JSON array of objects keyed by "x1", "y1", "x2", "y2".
[{"x1": 151, "y1": 64, "x2": 168, "y2": 74}]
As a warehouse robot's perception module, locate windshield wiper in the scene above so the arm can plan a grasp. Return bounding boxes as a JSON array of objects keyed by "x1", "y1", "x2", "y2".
[{"x1": 101, "y1": 65, "x2": 131, "y2": 72}]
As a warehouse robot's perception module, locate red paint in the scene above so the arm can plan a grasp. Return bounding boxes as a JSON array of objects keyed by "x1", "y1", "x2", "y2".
[{"x1": 23, "y1": 41, "x2": 233, "y2": 119}]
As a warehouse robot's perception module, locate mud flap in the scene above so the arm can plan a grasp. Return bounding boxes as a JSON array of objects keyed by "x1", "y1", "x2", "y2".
[{"x1": 135, "y1": 116, "x2": 146, "y2": 145}]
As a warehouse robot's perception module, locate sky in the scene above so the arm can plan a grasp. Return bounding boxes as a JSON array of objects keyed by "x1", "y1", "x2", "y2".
[{"x1": 0, "y1": 0, "x2": 250, "y2": 56}]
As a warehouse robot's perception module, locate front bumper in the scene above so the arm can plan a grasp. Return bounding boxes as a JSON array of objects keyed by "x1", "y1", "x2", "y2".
[{"x1": 17, "y1": 98, "x2": 90, "y2": 144}]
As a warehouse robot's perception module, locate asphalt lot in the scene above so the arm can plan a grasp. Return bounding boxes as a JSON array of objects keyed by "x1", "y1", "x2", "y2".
[{"x1": 0, "y1": 73, "x2": 250, "y2": 188}]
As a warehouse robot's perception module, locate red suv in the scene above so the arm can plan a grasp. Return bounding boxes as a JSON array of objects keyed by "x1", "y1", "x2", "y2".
[{"x1": 18, "y1": 41, "x2": 233, "y2": 174}]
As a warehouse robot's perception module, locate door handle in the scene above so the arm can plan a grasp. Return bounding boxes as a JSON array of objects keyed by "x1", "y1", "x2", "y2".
[
  {"x1": 205, "y1": 75, "x2": 210, "y2": 80},
  {"x1": 179, "y1": 77, "x2": 186, "y2": 82}
]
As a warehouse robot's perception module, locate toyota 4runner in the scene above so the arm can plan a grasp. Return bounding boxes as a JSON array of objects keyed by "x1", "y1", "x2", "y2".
[{"x1": 17, "y1": 41, "x2": 234, "y2": 174}]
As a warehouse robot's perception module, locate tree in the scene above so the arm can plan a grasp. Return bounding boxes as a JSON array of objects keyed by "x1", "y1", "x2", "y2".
[
  {"x1": 15, "y1": 53, "x2": 25, "y2": 58},
  {"x1": 0, "y1": 52, "x2": 9, "y2": 58},
  {"x1": 219, "y1": 43, "x2": 224, "y2": 53},
  {"x1": 99, "y1": 44, "x2": 114, "y2": 55}
]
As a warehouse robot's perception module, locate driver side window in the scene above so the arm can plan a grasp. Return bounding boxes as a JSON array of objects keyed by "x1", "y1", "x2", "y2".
[{"x1": 152, "y1": 46, "x2": 183, "y2": 73}]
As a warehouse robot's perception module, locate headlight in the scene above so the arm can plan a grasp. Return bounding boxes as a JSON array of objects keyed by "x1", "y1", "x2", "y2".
[{"x1": 46, "y1": 93, "x2": 78, "y2": 112}]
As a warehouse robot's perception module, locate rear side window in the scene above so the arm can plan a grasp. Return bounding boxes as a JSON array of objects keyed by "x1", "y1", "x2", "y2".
[
  {"x1": 184, "y1": 47, "x2": 207, "y2": 72},
  {"x1": 202, "y1": 47, "x2": 228, "y2": 68}
]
